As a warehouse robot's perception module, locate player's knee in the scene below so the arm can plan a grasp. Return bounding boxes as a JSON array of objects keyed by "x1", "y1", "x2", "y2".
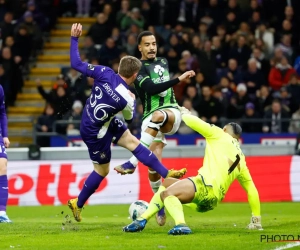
[
  {"x1": 160, "y1": 189, "x2": 172, "y2": 201},
  {"x1": 148, "y1": 111, "x2": 168, "y2": 131},
  {"x1": 151, "y1": 111, "x2": 166, "y2": 123}
]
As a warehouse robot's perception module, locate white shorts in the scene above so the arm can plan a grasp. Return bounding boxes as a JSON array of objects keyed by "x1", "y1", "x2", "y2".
[{"x1": 141, "y1": 108, "x2": 181, "y2": 145}]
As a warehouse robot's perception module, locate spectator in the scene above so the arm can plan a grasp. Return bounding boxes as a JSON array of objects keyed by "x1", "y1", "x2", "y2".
[
  {"x1": 274, "y1": 34, "x2": 294, "y2": 63},
  {"x1": 98, "y1": 37, "x2": 121, "y2": 67},
  {"x1": 87, "y1": 13, "x2": 110, "y2": 45},
  {"x1": 233, "y1": 83, "x2": 250, "y2": 118},
  {"x1": 120, "y1": 7, "x2": 145, "y2": 31},
  {"x1": 181, "y1": 50, "x2": 199, "y2": 72},
  {"x1": 211, "y1": 36, "x2": 227, "y2": 69},
  {"x1": 0, "y1": 47, "x2": 13, "y2": 100},
  {"x1": 254, "y1": 23, "x2": 274, "y2": 56},
  {"x1": 36, "y1": 78, "x2": 72, "y2": 120},
  {"x1": 17, "y1": 11, "x2": 43, "y2": 56},
  {"x1": 289, "y1": 105, "x2": 300, "y2": 134},
  {"x1": 81, "y1": 36, "x2": 98, "y2": 62},
  {"x1": 287, "y1": 74, "x2": 300, "y2": 111},
  {"x1": 228, "y1": 35, "x2": 252, "y2": 69},
  {"x1": 76, "y1": 0, "x2": 91, "y2": 17},
  {"x1": 25, "y1": 1, "x2": 48, "y2": 31},
  {"x1": 198, "y1": 85, "x2": 222, "y2": 124},
  {"x1": 116, "y1": 0, "x2": 130, "y2": 27},
  {"x1": 14, "y1": 25, "x2": 32, "y2": 67},
  {"x1": 268, "y1": 56, "x2": 297, "y2": 91},
  {"x1": 243, "y1": 58, "x2": 265, "y2": 97},
  {"x1": 35, "y1": 103, "x2": 56, "y2": 147},
  {"x1": 263, "y1": 99, "x2": 290, "y2": 133},
  {"x1": 64, "y1": 100, "x2": 83, "y2": 135},
  {"x1": 255, "y1": 85, "x2": 273, "y2": 116},
  {"x1": 242, "y1": 102, "x2": 262, "y2": 133},
  {"x1": 218, "y1": 58, "x2": 243, "y2": 85},
  {"x1": 125, "y1": 34, "x2": 137, "y2": 56},
  {"x1": 184, "y1": 85, "x2": 201, "y2": 112},
  {"x1": 0, "y1": 12, "x2": 16, "y2": 44},
  {"x1": 250, "y1": 47, "x2": 270, "y2": 83},
  {"x1": 197, "y1": 40, "x2": 217, "y2": 85},
  {"x1": 173, "y1": 59, "x2": 192, "y2": 103},
  {"x1": 178, "y1": 98, "x2": 199, "y2": 135}
]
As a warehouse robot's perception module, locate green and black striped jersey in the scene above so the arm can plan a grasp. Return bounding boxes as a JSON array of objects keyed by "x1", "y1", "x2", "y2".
[{"x1": 134, "y1": 57, "x2": 178, "y2": 120}]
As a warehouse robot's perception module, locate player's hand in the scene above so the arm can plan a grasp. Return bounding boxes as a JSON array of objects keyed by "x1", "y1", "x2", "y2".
[
  {"x1": 178, "y1": 106, "x2": 191, "y2": 116},
  {"x1": 128, "y1": 90, "x2": 135, "y2": 100},
  {"x1": 246, "y1": 215, "x2": 263, "y2": 230},
  {"x1": 178, "y1": 70, "x2": 196, "y2": 82},
  {"x1": 71, "y1": 23, "x2": 83, "y2": 37},
  {"x1": 3, "y1": 137, "x2": 10, "y2": 148}
]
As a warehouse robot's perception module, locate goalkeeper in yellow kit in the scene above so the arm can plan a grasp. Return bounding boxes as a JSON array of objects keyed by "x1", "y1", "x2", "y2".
[{"x1": 123, "y1": 107, "x2": 263, "y2": 235}]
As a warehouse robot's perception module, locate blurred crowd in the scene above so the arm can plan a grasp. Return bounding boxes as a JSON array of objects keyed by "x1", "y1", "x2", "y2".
[
  {"x1": 1, "y1": 0, "x2": 300, "y2": 147},
  {"x1": 0, "y1": 0, "x2": 57, "y2": 106}
]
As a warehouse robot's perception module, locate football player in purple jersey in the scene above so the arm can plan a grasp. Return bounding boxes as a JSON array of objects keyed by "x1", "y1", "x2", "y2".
[{"x1": 0, "y1": 85, "x2": 11, "y2": 223}]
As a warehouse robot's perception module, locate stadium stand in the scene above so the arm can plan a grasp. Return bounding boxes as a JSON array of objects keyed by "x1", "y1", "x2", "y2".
[{"x1": 1, "y1": 0, "x2": 300, "y2": 147}]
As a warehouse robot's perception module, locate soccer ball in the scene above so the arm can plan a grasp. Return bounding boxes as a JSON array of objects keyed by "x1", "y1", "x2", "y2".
[{"x1": 129, "y1": 200, "x2": 149, "y2": 221}]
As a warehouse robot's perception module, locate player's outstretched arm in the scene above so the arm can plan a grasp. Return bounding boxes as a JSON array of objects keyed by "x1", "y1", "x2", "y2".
[
  {"x1": 70, "y1": 23, "x2": 85, "y2": 73},
  {"x1": 237, "y1": 168, "x2": 263, "y2": 230},
  {"x1": 179, "y1": 107, "x2": 222, "y2": 139},
  {"x1": 139, "y1": 70, "x2": 195, "y2": 95},
  {"x1": 70, "y1": 23, "x2": 105, "y2": 79}
]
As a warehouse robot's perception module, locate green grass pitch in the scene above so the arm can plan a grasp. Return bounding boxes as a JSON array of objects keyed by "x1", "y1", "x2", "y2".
[{"x1": 1, "y1": 202, "x2": 299, "y2": 250}]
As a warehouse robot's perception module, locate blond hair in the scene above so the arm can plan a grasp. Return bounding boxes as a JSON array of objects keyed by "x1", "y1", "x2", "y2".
[{"x1": 118, "y1": 56, "x2": 142, "y2": 78}]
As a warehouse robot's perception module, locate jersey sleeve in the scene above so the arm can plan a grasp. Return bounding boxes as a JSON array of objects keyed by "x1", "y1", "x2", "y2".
[
  {"x1": 70, "y1": 37, "x2": 106, "y2": 80},
  {"x1": 115, "y1": 84, "x2": 135, "y2": 123},
  {"x1": 237, "y1": 167, "x2": 261, "y2": 216},
  {"x1": 181, "y1": 113, "x2": 223, "y2": 139}
]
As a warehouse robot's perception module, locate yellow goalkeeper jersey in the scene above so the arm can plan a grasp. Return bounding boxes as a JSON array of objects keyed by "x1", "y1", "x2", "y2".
[{"x1": 182, "y1": 114, "x2": 254, "y2": 203}]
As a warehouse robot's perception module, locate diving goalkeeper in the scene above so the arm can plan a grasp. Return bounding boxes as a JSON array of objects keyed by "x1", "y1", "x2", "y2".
[{"x1": 123, "y1": 107, "x2": 263, "y2": 235}]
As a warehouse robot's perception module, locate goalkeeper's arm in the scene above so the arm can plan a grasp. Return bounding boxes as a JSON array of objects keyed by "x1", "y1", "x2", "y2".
[
  {"x1": 237, "y1": 168, "x2": 263, "y2": 230},
  {"x1": 179, "y1": 107, "x2": 223, "y2": 139}
]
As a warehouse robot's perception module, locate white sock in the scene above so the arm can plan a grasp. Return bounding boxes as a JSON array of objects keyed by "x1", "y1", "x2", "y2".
[
  {"x1": 129, "y1": 132, "x2": 155, "y2": 167},
  {"x1": 0, "y1": 211, "x2": 6, "y2": 216},
  {"x1": 149, "y1": 178, "x2": 162, "y2": 193}
]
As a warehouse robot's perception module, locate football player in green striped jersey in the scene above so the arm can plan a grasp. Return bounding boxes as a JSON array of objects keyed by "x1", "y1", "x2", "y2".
[{"x1": 114, "y1": 31, "x2": 195, "y2": 226}]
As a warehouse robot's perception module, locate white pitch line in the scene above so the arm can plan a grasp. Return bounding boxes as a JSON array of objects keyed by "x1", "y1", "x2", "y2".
[{"x1": 272, "y1": 242, "x2": 300, "y2": 250}]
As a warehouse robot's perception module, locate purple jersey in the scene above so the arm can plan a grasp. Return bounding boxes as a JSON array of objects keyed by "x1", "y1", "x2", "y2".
[
  {"x1": 0, "y1": 85, "x2": 8, "y2": 141},
  {"x1": 0, "y1": 85, "x2": 8, "y2": 159},
  {"x1": 70, "y1": 37, "x2": 135, "y2": 163}
]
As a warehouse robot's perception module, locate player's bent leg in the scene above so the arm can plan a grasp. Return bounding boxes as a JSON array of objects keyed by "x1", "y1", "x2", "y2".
[
  {"x1": 116, "y1": 130, "x2": 187, "y2": 178},
  {"x1": 115, "y1": 110, "x2": 168, "y2": 173},
  {"x1": 0, "y1": 158, "x2": 11, "y2": 223},
  {"x1": 161, "y1": 179, "x2": 195, "y2": 235},
  {"x1": 68, "y1": 162, "x2": 109, "y2": 222}
]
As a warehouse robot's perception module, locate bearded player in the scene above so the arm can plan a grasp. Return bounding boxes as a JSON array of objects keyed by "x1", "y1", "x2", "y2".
[
  {"x1": 123, "y1": 107, "x2": 263, "y2": 235},
  {"x1": 114, "y1": 31, "x2": 195, "y2": 226}
]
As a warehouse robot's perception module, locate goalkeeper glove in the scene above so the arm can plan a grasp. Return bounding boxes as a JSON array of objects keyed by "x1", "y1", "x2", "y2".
[
  {"x1": 246, "y1": 215, "x2": 263, "y2": 230},
  {"x1": 178, "y1": 106, "x2": 191, "y2": 116}
]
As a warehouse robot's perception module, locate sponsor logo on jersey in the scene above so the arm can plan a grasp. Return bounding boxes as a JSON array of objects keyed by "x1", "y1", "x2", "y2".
[
  {"x1": 152, "y1": 75, "x2": 170, "y2": 83},
  {"x1": 137, "y1": 75, "x2": 143, "y2": 81}
]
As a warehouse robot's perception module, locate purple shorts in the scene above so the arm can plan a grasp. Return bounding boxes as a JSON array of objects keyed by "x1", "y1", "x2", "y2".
[
  {"x1": 82, "y1": 117, "x2": 127, "y2": 164},
  {"x1": 0, "y1": 141, "x2": 7, "y2": 159}
]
